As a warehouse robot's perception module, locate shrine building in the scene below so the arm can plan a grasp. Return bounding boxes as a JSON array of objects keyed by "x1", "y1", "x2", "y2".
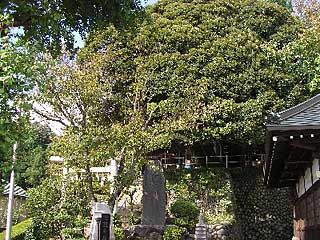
[{"x1": 264, "y1": 94, "x2": 320, "y2": 240}]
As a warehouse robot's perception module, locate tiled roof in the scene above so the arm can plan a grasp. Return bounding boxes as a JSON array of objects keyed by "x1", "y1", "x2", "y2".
[
  {"x1": 281, "y1": 102, "x2": 320, "y2": 126},
  {"x1": 267, "y1": 94, "x2": 320, "y2": 130},
  {"x1": 1, "y1": 180, "x2": 27, "y2": 198}
]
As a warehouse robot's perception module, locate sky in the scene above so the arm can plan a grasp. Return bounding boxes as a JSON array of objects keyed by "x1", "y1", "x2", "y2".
[{"x1": 145, "y1": 0, "x2": 158, "y2": 5}]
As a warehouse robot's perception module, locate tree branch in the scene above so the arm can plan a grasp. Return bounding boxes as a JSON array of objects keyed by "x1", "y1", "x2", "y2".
[{"x1": 33, "y1": 108, "x2": 68, "y2": 127}]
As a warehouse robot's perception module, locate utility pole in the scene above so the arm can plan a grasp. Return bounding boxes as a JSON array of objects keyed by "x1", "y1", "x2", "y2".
[{"x1": 5, "y1": 142, "x2": 17, "y2": 240}]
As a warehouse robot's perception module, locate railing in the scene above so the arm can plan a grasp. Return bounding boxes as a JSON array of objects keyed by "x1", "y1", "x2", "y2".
[{"x1": 148, "y1": 154, "x2": 265, "y2": 169}]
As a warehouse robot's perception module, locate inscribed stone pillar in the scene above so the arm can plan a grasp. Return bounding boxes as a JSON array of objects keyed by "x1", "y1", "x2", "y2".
[
  {"x1": 141, "y1": 162, "x2": 166, "y2": 226},
  {"x1": 89, "y1": 202, "x2": 114, "y2": 240}
]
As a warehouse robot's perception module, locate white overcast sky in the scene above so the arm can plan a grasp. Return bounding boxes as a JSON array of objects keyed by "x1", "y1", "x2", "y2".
[{"x1": 145, "y1": 0, "x2": 158, "y2": 5}]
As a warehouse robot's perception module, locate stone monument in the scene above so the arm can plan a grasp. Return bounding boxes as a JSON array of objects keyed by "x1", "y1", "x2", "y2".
[
  {"x1": 141, "y1": 162, "x2": 166, "y2": 226},
  {"x1": 195, "y1": 213, "x2": 207, "y2": 240},
  {"x1": 89, "y1": 202, "x2": 114, "y2": 240}
]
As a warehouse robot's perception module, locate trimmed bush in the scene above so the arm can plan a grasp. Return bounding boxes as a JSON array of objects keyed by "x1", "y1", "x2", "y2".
[
  {"x1": 166, "y1": 169, "x2": 234, "y2": 225},
  {"x1": 170, "y1": 199, "x2": 199, "y2": 230},
  {"x1": 171, "y1": 199, "x2": 199, "y2": 219},
  {"x1": 0, "y1": 218, "x2": 32, "y2": 240}
]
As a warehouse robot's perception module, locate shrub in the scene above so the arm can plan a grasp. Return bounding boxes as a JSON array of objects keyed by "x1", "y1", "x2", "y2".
[
  {"x1": 114, "y1": 226, "x2": 125, "y2": 240},
  {"x1": 62, "y1": 216, "x2": 89, "y2": 240},
  {"x1": 26, "y1": 178, "x2": 91, "y2": 239},
  {"x1": 113, "y1": 213, "x2": 122, "y2": 228},
  {"x1": 163, "y1": 226, "x2": 186, "y2": 240},
  {"x1": 166, "y1": 169, "x2": 234, "y2": 225},
  {"x1": 170, "y1": 199, "x2": 199, "y2": 230},
  {"x1": 0, "y1": 218, "x2": 32, "y2": 240},
  {"x1": 171, "y1": 199, "x2": 200, "y2": 219}
]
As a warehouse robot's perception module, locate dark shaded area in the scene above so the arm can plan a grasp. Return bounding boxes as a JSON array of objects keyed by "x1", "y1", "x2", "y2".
[{"x1": 229, "y1": 167, "x2": 294, "y2": 240}]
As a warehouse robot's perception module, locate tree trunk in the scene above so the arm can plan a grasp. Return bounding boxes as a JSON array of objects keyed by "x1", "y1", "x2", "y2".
[
  {"x1": 85, "y1": 163, "x2": 96, "y2": 202},
  {"x1": 108, "y1": 179, "x2": 122, "y2": 213}
]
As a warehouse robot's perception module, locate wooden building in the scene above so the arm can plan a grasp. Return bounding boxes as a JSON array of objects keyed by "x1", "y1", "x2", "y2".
[{"x1": 264, "y1": 94, "x2": 320, "y2": 240}]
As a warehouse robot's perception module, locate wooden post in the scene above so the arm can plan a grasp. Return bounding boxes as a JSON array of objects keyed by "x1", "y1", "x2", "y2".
[
  {"x1": 164, "y1": 151, "x2": 167, "y2": 168},
  {"x1": 205, "y1": 156, "x2": 208, "y2": 168},
  {"x1": 225, "y1": 153, "x2": 229, "y2": 169}
]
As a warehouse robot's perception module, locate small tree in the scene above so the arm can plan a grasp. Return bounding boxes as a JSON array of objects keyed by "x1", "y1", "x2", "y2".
[{"x1": 26, "y1": 177, "x2": 90, "y2": 239}]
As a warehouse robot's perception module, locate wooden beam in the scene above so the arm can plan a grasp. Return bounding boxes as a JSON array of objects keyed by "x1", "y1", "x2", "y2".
[
  {"x1": 290, "y1": 142, "x2": 317, "y2": 151},
  {"x1": 280, "y1": 178, "x2": 297, "y2": 182},
  {"x1": 286, "y1": 161, "x2": 310, "y2": 165}
]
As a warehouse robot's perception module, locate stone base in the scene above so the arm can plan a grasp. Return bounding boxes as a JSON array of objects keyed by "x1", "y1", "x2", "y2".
[
  {"x1": 126, "y1": 225, "x2": 165, "y2": 240},
  {"x1": 208, "y1": 224, "x2": 229, "y2": 240},
  {"x1": 195, "y1": 223, "x2": 207, "y2": 240}
]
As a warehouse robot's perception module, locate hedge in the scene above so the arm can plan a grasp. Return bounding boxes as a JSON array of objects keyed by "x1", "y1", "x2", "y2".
[{"x1": 0, "y1": 218, "x2": 32, "y2": 240}]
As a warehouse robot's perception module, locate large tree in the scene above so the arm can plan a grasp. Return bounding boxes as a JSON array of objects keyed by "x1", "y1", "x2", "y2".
[
  {"x1": 35, "y1": 0, "x2": 312, "y2": 211},
  {"x1": 35, "y1": 45, "x2": 173, "y2": 209},
  {"x1": 80, "y1": 0, "x2": 307, "y2": 147}
]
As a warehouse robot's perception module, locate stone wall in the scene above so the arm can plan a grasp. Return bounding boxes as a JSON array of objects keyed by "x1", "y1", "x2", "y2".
[{"x1": 229, "y1": 167, "x2": 293, "y2": 240}]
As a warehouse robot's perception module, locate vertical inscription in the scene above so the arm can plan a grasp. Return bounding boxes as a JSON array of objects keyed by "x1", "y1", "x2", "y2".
[{"x1": 99, "y1": 214, "x2": 110, "y2": 240}]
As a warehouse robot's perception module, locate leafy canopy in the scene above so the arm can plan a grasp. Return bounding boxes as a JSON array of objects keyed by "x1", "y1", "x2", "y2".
[
  {"x1": 0, "y1": 0, "x2": 145, "y2": 53},
  {"x1": 35, "y1": 0, "x2": 310, "y2": 212},
  {"x1": 82, "y1": 0, "x2": 307, "y2": 147},
  {"x1": 0, "y1": 15, "x2": 49, "y2": 181}
]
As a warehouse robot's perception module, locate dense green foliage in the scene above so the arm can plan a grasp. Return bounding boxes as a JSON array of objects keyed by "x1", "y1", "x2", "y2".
[
  {"x1": 113, "y1": 213, "x2": 125, "y2": 240},
  {"x1": 0, "y1": 16, "x2": 49, "y2": 182},
  {"x1": 166, "y1": 169, "x2": 234, "y2": 224},
  {"x1": 81, "y1": 0, "x2": 311, "y2": 148},
  {"x1": 26, "y1": 178, "x2": 90, "y2": 239},
  {"x1": 14, "y1": 124, "x2": 52, "y2": 188},
  {"x1": 170, "y1": 198, "x2": 200, "y2": 230},
  {"x1": 0, "y1": 218, "x2": 32, "y2": 240},
  {"x1": 20, "y1": 0, "x2": 320, "y2": 237},
  {"x1": 163, "y1": 226, "x2": 186, "y2": 240},
  {"x1": 0, "y1": 0, "x2": 144, "y2": 53},
  {"x1": 31, "y1": 0, "x2": 314, "y2": 230},
  {"x1": 171, "y1": 199, "x2": 200, "y2": 219},
  {"x1": 114, "y1": 226, "x2": 125, "y2": 240},
  {"x1": 0, "y1": 122, "x2": 53, "y2": 188}
]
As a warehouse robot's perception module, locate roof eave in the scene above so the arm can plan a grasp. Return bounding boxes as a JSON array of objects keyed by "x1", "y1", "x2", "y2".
[{"x1": 266, "y1": 124, "x2": 320, "y2": 132}]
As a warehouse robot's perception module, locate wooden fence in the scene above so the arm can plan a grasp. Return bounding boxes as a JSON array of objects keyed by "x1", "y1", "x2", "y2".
[{"x1": 148, "y1": 154, "x2": 265, "y2": 169}]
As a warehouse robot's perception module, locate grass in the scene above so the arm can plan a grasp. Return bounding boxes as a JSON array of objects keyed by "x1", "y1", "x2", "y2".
[{"x1": 0, "y1": 218, "x2": 32, "y2": 240}]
